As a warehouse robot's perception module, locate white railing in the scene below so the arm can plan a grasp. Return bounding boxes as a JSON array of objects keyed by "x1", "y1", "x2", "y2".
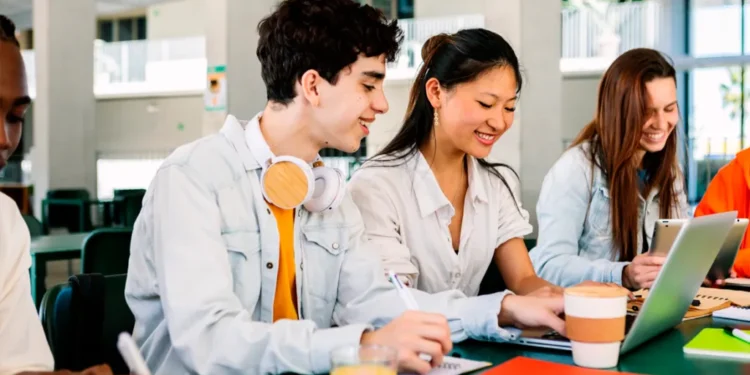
[
  {"x1": 561, "y1": 1, "x2": 663, "y2": 72},
  {"x1": 20, "y1": 15, "x2": 485, "y2": 97},
  {"x1": 22, "y1": 36, "x2": 207, "y2": 98},
  {"x1": 387, "y1": 15, "x2": 485, "y2": 80},
  {"x1": 94, "y1": 36, "x2": 206, "y2": 95},
  {"x1": 561, "y1": 2, "x2": 660, "y2": 59}
]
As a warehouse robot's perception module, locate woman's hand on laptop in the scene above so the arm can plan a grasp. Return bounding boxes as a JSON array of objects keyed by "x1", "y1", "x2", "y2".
[
  {"x1": 703, "y1": 269, "x2": 738, "y2": 287},
  {"x1": 360, "y1": 310, "x2": 452, "y2": 374},
  {"x1": 498, "y1": 294, "x2": 566, "y2": 335},
  {"x1": 623, "y1": 254, "x2": 665, "y2": 290}
]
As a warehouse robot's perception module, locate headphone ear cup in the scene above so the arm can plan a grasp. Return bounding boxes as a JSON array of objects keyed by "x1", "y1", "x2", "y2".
[
  {"x1": 304, "y1": 167, "x2": 346, "y2": 212},
  {"x1": 262, "y1": 157, "x2": 315, "y2": 209}
]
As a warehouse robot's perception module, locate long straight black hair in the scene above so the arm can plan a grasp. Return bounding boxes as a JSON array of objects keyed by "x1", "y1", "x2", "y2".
[{"x1": 369, "y1": 28, "x2": 524, "y2": 210}]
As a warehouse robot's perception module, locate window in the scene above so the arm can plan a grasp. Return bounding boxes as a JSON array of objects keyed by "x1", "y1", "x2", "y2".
[
  {"x1": 98, "y1": 20, "x2": 114, "y2": 42},
  {"x1": 683, "y1": 0, "x2": 750, "y2": 203},
  {"x1": 97, "y1": 16, "x2": 147, "y2": 42},
  {"x1": 688, "y1": 66, "x2": 744, "y2": 203},
  {"x1": 97, "y1": 157, "x2": 164, "y2": 199},
  {"x1": 691, "y1": 0, "x2": 742, "y2": 57},
  {"x1": 357, "y1": 0, "x2": 413, "y2": 19}
]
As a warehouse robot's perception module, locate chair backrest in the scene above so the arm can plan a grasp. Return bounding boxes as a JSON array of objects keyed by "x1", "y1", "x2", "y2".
[
  {"x1": 111, "y1": 190, "x2": 145, "y2": 227},
  {"x1": 39, "y1": 274, "x2": 134, "y2": 373},
  {"x1": 23, "y1": 214, "x2": 44, "y2": 237},
  {"x1": 45, "y1": 189, "x2": 92, "y2": 233},
  {"x1": 47, "y1": 189, "x2": 91, "y2": 200},
  {"x1": 478, "y1": 238, "x2": 537, "y2": 296},
  {"x1": 113, "y1": 188, "x2": 146, "y2": 198},
  {"x1": 81, "y1": 228, "x2": 132, "y2": 275},
  {"x1": 120, "y1": 194, "x2": 144, "y2": 227}
]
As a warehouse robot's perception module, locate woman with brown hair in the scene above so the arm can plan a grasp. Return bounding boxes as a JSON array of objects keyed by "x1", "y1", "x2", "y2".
[{"x1": 529, "y1": 48, "x2": 689, "y2": 290}]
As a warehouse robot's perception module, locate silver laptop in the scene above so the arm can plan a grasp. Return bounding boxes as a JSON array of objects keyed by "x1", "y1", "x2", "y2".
[{"x1": 513, "y1": 211, "x2": 738, "y2": 353}]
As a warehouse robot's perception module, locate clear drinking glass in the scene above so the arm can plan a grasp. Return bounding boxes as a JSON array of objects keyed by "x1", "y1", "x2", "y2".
[{"x1": 330, "y1": 344, "x2": 398, "y2": 375}]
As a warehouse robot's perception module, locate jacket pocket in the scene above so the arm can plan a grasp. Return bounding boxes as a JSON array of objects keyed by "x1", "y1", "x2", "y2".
[
  {"x1": 221, "y1": 231, "x2": 262, "y2": 308},
  {"x1": 221, "y1": 231, "x2": 261, "y2": 259},
  {"x1": 587, "y1": 186, "x2": 612, "y2": 236},
  {"x1": 301, "y1": 225, "x2": 349, "y2": 303},
  {"x1": 302, "y1": 225, "x2": 350, "y2": 255}
]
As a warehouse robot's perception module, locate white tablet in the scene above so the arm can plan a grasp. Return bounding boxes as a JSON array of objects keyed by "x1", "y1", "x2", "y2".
[{"x1": 649, "y1": 219, "x2": 687, "y2": 256}]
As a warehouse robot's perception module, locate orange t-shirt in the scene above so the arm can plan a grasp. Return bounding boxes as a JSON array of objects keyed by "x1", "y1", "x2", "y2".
[
  {"x1": 694, "y1": 148, "x2": 750, "y2": 277},
  {"x1": 268, "y1": 203, "x2": 298, "y2": 321}
]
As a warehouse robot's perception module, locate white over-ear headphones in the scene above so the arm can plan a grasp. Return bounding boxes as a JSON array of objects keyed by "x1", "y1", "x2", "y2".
[{"x1": 244, "y1": 114, "x2": 346, "y2": 212}]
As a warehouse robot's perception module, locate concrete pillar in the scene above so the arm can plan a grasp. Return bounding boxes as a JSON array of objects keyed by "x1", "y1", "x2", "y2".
[
  {"x1": 203, "y1": 0, "x2": 277, "y2": 135},
  {"x1": 31, "y1": 0, "x2": 97, "y2": 213},
  {"x1": 414, "y1": 0, "x2": 563, "y2": 233}
]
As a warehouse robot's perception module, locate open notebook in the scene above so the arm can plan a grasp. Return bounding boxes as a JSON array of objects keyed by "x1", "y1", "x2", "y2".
[
  {"x1": 713, "y1": 306, "x2": 750, "y2": 322},
  {"x1": 629, "y1": 287, "x2": 750, "y2": 320},
  {"x1": 400, "y1": 357, "x2": 492, "y2": 375}
]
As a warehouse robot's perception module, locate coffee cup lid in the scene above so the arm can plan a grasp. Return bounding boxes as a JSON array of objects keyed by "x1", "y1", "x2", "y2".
[{"x1": 564, "y1": 284, "x2": 630, "y2": 298}]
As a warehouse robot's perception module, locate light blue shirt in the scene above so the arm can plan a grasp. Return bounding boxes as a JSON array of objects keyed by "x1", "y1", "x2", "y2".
[
  {"x1": 529, "y1": 142, "x2": 689, "y2": 287},
  {"x1": 125, "y1": 113, "x2": 517, "y2": 375}
]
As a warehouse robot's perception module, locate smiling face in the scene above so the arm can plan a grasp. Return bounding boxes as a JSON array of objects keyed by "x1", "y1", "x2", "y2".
[
  {"x1": 307, "y1": 54, "x2": 389, "y2": 153},
  {"x1": 0, "y1": 40, "x2": 28, "y2": 171},
  {"x1": 428, "y1": 65, "x2": 517, "y2": 159},
  {"x1": 638, "y1": 77, "x2": 678, "y2": 154}
]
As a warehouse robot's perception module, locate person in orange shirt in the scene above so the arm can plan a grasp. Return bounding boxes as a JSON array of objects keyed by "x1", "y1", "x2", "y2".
[{"x1": 694, "y1": 149, "x2": 750, "y2": 277}]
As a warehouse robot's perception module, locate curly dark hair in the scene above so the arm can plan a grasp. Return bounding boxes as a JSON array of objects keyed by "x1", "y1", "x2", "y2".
[
  {"x1": 257, "y1": 0, "x2": 403, "y2": 105},
  {"x1": 0, "y1": 15, "x2": 19, "y2": 47}
]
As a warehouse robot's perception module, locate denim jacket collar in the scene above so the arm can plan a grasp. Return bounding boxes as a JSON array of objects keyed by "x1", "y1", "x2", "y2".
[{"x1": 219, "y1": 114, "x2": 262, "y2": 171}]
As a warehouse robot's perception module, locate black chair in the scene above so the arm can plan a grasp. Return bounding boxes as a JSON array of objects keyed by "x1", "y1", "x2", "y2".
[
  {"x1": 112, "y1": 189, "x2": 145, "y2": 227},
  {"x1": 81, "y1": 228, "x2": 132, "y2": 275},
  {"x1": 44, "y1": 189, "x2": 93, "y2": 233},
  {"x1": 38, "y1": 273, "x2": 134, "y2": 373},
  {"x1": 478, "y1": 238, "x2": 537, "y2": 295}
]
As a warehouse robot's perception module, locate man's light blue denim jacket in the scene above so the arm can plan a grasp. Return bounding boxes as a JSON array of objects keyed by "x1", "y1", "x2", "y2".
[
  {"x1": 528, "y1": 142, "x2": 689, "y2": 288},
  {"x1": 125, "y1": 113, "x2": 516, "y2": 375}
]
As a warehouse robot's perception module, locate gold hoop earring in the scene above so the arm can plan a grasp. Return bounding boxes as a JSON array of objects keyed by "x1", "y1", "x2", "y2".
[{"x1": 434, "y1": 110, "x2": 439, "y2": 127}]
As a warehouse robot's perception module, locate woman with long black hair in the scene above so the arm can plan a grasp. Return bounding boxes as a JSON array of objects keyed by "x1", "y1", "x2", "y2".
[{"x1": 349, "y1": 29, "x2": 563, "y2": 331}]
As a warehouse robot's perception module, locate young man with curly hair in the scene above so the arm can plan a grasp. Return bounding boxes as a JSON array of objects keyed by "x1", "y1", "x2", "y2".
[{"x1": 125, "y1": 1, "x2": 564, "y2": 374}]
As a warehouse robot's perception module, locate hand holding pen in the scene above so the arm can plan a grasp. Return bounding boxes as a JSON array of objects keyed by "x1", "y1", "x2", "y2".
[{"x1": 357, "y1": 270, "x2": 452, "y2": 375}]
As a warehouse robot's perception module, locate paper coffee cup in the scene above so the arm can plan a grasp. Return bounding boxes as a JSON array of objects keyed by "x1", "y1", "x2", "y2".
[{"x1": 564, "y1": 285, "x2": 629, "y2": 368}]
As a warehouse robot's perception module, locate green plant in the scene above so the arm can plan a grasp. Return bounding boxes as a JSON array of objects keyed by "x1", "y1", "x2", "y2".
[{"x1": 719, "y1": 66, "x2": 750, "y2": 121}]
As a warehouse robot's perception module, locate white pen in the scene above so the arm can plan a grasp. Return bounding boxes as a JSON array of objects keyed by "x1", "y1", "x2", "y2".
[
  {"x1": 724, "y1": 327, "x2": 750, "y2": 345},
  {"x1": 387, "y1": 270, "x2": 432, "y2": 363},
  {"x1": 117, "y1": 332, "x2": 152, "y2": 375},
  {"x1": 387, "y1": 270, "x2": 419, "y2": 310}
]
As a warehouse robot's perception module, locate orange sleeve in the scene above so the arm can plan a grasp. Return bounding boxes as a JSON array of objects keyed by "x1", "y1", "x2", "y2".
[
  {"x1": 734, "y1": 249, "x2": 750, "y2": 278},
  {"x1": 694, "y1": 161, "x2": 738, "y2": 217},
  {"x1": 694, "y1": 160, "x2": 750, "y2": 277}
]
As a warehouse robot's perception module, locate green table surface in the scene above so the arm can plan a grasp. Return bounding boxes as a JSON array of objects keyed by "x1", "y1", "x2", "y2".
[
  {"x1": 30, "y1": 232, "x2": 90, "y2": 307},
  {"x1": 449, "y1": 317, "x2": 750, "y2": 374},
  {"x1": 30, "y1": 232, "x2": 89, "y2": 254}
]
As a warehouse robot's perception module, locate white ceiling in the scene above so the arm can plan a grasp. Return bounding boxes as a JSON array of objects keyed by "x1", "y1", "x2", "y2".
[{"x1": 0, "y1": 0, "x2": 177, "y2": 29}]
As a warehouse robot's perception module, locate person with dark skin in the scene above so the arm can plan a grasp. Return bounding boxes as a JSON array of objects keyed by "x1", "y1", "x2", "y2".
[{"x1": 0, "y1": 14, "x2": 112, "y2": 375}]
